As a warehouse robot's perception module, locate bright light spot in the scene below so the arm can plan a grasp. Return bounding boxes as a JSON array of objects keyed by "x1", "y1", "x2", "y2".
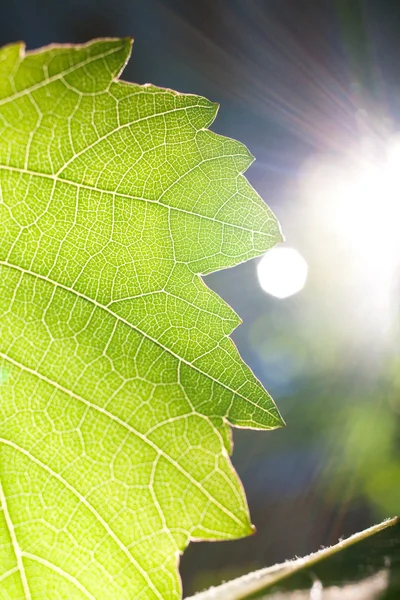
[
  {"x1": 300, "y1": 133, "x2": 400, "y2": 337},
  {"x1": 257, "y1": 246, "x2": 308, "y2": 299},
  {"x1": 328, "y1": 139, "x2": 400, "y2": 258}
]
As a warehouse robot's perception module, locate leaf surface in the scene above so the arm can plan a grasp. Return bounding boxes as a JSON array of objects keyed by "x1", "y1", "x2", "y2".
[{"x1": 0, "y1": 38, "x2": 282, "y2": 599}]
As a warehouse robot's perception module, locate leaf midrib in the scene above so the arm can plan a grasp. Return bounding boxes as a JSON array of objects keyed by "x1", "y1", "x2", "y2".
[
  {"x1": 0, "y1": 349, "x2": 245, "y2": 529},
  {"x1": 0, "y1": 164, "x2": 269, "y2": 236},
  {"x1": 0, "y1": 260, "x2": 278, "y2": 425}
]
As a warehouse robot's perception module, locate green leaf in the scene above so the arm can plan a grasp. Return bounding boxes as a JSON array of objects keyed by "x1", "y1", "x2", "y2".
[
  {"x1": 0, "y1": 38, "x2": 283, "y2": 599},
  {"x1": 185, "y1": 517, "x2": 399, "y2": 600}
]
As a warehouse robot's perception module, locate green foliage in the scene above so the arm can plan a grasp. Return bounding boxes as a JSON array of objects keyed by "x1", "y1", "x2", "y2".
[{"x1": 0, "y1": 39, "x2": 283, "y2": 598}]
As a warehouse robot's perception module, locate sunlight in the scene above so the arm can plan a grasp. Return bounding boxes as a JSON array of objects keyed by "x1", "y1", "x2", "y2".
[
  {"x1": 328, "y1": 138, "x2": 400, "y2": 258},
  {"x1": 298, "y1": 134, "x2": 400, "y2": 334},
  {"x1": 257, "y1": 246, "x2": 308, "y2": 299}
]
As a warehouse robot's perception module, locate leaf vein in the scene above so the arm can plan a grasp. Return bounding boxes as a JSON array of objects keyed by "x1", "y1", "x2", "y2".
[
  {"x1": 0, "y1": 478, "x2": 31, "y2": 599},
  {"x1": 21, "y1": 553, "x2": 96, "y2": 600},
  {"x1": 0, "y1": 260, "x2": 278, "y2": 423},
  {"x1": 0, "y1": 437, "x2": 163, "y2": 599},
  {"x1": 0, "y1": 350, "x2": 245, "y2": 527}
]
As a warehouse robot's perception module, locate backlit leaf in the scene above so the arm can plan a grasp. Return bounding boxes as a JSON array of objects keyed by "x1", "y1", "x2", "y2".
[{"x1": 0, "y1": 38, "x2": 283, "y2": 599}]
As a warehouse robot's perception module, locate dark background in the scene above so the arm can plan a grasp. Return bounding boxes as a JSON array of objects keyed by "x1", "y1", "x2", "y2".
[{"x1": 1, "y1": 1, "x2": 399, "y2": 596}]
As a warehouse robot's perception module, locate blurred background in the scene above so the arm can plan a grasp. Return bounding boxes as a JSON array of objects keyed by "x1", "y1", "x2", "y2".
[{"x1": 1, "y1": 0, "x2": 399, "y2": 595}]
